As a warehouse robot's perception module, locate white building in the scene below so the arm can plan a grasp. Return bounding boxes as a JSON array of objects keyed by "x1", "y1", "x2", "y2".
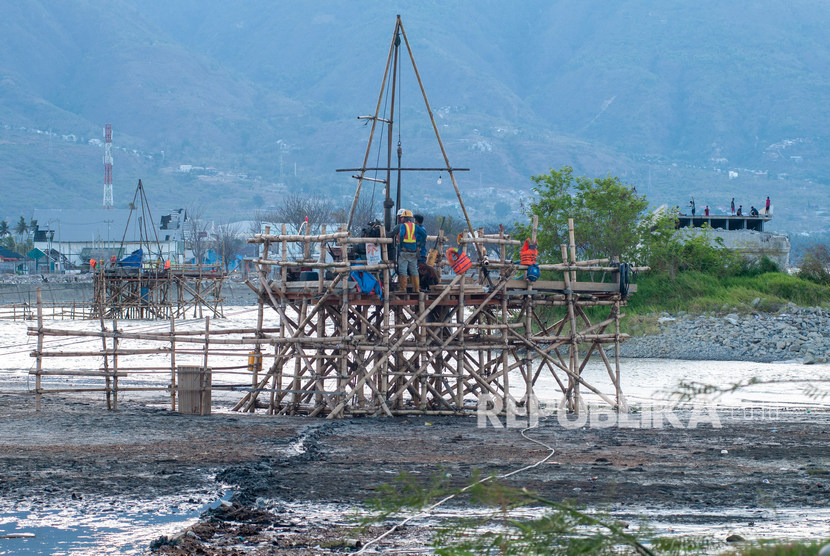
[{"x1": 32, "y1": 208, "x2": 186, "y2": 271}]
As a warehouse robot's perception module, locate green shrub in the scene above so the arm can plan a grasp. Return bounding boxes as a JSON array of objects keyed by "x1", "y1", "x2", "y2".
[
  {"x1": 798, "y1": 254, "x2": 830, "y2": 285},
  {"x1": 626, "y1": 270, "x2": 830, "y2": 317}
]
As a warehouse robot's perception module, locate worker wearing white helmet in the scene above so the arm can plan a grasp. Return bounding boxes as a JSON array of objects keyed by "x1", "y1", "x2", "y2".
[{"x1": 396, "y1": 209, "x2": 425, "y2": 293}]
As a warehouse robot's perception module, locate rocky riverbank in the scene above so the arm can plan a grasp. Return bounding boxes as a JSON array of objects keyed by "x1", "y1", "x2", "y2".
[{"x1": 620, "y1": 304, "x2": 830, "y2": 364}]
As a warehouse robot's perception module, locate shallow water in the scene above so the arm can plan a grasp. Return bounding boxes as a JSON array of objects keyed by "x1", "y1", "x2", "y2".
[
  {"x1": 0, "y1": 492, "x2": 231, "y2": 555},
  {"x1": 2, "y1": 307, "x2": 828, "y2": 410}
]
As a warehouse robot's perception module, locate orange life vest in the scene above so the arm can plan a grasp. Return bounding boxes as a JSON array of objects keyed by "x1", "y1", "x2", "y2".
[
  {"x1": 520, "y1": 239, "x2": 538, "y2": 266},
  {"x1": 446, "y1": 248, "x2": 472, "y2": 274}
]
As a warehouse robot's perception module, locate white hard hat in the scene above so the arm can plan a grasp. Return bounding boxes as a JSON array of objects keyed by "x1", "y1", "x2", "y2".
[{"x1": 396, "y1": 208, "x2": 405, "y2": 216}]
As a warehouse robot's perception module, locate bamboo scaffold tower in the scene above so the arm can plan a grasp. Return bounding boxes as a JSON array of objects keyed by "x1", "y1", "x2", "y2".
[
  {"x1": 234, "y1": 15, "x2": 647, "y2": 418},
  {"x1": 92, "y1": 179, "x2": 226, "y2": 320}
]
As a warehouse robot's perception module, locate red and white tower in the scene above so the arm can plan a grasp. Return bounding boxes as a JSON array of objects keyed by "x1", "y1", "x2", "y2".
[{"x1": 103, "y1": 123, "x2": 114, "y2": 209}]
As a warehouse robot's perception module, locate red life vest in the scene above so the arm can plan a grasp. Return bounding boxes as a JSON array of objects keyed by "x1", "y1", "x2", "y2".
[{"x1": 520, "y1": 239, "x2": 537, "y2": 265}]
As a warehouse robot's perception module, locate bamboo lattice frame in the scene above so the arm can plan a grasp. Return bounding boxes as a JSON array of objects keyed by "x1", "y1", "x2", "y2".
[{"x1": 92, "y1": 265, "x2": 226, "y2": 320}]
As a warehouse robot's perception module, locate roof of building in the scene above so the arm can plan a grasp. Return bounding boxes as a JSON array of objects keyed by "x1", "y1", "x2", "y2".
[
  {"x1": 0, "y1": 246, "x2": 25, "y2": 260},
  {"x1": 32, "y1": 208, "x2": 186, "y2": 244}
]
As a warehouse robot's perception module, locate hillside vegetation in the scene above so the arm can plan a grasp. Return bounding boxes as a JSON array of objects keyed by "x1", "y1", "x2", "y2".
[{"x1": 2, "y1": 2, "x2": 830, "y2": 230}]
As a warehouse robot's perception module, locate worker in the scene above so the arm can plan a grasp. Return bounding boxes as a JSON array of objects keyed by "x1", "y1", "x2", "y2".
[
  {"x1": 413, "y1": 214, "x2": 438, "y2": 291},
  {"x1": 749, "y1": 206, "x2": 759, "y2": 216},
  {"x1": 89, "y1": 258, "x2": 97, "y2": 271},
  {"x1": 765, "y1": 196, "x2": 771, "y2": 215},
  {"x1": 413, "y1": 214, "x2": 427, "y2": 264},
  {"x1": 396, "y1": 209, "x2": 425, "y2": 293},
  {"x1": 704, "y1": 205, "x2": 710, "y2": 216},
  {"x1": 737, "y1": 205, "x2": 743, "y2": 216}
]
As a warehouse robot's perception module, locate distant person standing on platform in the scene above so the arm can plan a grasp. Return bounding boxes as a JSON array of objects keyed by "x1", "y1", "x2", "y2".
[
  {"x1": 704, "y1": 205, "x2": 710, "y2": 216},
  {"x1": 396, "y1": 209, "x2": 425, "y2": 293},
  {"x1": 731, "y1": 197, "x2": 735, "y2": 215},
  {"x1": 765, "y1": 196, "x2": 771, "y2": 215},
  {"x1": 690, "y1": 197, "x2": 696, "y2": 216}
]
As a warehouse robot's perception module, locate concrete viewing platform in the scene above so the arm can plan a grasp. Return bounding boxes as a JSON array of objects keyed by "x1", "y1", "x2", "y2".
[{"x1": 677, "y1": 214, "x2": 771, "y2": 232}]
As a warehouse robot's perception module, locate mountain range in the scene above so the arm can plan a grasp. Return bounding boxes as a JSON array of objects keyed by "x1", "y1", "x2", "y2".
[{"x1": 2, "y1": 1, "x2": 830, "y2": 232}]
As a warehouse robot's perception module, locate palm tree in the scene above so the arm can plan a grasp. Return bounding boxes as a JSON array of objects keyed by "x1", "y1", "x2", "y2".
[
  {"x1": 0, "y1": 220, "x2": 9, "y2": 238},
  {"x1": 14, "y1": 216, "x2": 27, "y2": 238}
]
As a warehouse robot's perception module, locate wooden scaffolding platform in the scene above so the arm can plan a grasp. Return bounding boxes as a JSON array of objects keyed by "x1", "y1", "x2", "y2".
[
  {"x1": 92, "y1": 265, "x2": 226, "y2": 320},
  {"x1": 233, "y1": 219, "x2": 644, "y2": 418}
]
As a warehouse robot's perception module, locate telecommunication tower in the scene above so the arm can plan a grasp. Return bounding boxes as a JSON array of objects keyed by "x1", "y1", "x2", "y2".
[{"x1": 103, "y1": 123, "x2": 114, "y2": 209}]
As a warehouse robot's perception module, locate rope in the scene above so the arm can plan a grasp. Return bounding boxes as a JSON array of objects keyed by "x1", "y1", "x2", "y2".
[
  {"x1": 356, "y1": 418, "x2": 555, "y2": 553},
  {"x1": 619, "y1": 262, "x2": 630, "y2": 298}
]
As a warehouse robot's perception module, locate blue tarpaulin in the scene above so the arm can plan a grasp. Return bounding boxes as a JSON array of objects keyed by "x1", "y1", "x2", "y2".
[
  {"x1": 349, "y1": 271, "x2": 383, "y2": 299},
  {"x1": 118, "y1": 248, "x2": 143, "y2": 268}
]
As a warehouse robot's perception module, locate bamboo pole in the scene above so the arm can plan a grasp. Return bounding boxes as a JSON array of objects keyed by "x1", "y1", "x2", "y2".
[
  {"x1": 170, "y1": 305, "x2": 176, "y2": 410},
  {"x1": 35, "y1": 288, "x2": 43, "y2": 411},
  {"x1": 201, "y1": 316, "x2": 210, "y2": 416},
  {"x1": 249, "y1": 231, "x2": 349, "y2": 243},
  {"x1": 112, "y1": 317, "x2": 119, "y2": 410},
  {"x1": 99, "y1": 293, "x2": 111, "y2": 410}
]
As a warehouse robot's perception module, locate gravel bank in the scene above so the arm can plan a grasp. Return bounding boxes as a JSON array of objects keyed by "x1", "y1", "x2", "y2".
[{"x1": 621, "y1": 304, "x2": 830, "y2": 364}]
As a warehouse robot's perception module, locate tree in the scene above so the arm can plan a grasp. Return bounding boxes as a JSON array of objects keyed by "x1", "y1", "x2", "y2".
[
  {"x1": 270, "y1": 193, "x2": 334, "y2": 234},
  {"x1": 798, "y1": 244, "x2": 830, "y2": 285},
  {"x1": 0, "y1": 220, "x2": 9, "y2": 238},
  {"x1": 14, "y1": 216, "x2": 27, "y2": 238},
  {"x1": 518, "y1": 167, "x2": 648, "y2": 262},
  {"x1": 330, "y1": 196, "x2": 378, "y2": 235},
  {"x1": 185, "y1": 205, "x2": 211, "y2": 266},
  {"x1": 214, "y1": 222, "x2": 243, "y2": 273}
]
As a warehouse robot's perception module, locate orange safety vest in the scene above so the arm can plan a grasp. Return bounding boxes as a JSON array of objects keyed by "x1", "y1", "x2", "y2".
[
  {"x1": 400, "y1": 222, "x2": 417, "y2": 249},
  {"x1": 164, "y1": 260, "x2": 171, "y2": 270},
  {"x1": 90, "y1": 258, "x2": 97, "y2": 269}
]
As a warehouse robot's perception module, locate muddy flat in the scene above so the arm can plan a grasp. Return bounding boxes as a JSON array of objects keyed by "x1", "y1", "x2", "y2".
[{"x1": 1, "y1": 395, "x2": 828, "y2": 554}]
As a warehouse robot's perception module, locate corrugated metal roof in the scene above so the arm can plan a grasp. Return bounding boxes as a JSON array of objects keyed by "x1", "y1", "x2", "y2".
[{"x1": 0, "y1": 246, "x2": 25, "y2": 260}]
